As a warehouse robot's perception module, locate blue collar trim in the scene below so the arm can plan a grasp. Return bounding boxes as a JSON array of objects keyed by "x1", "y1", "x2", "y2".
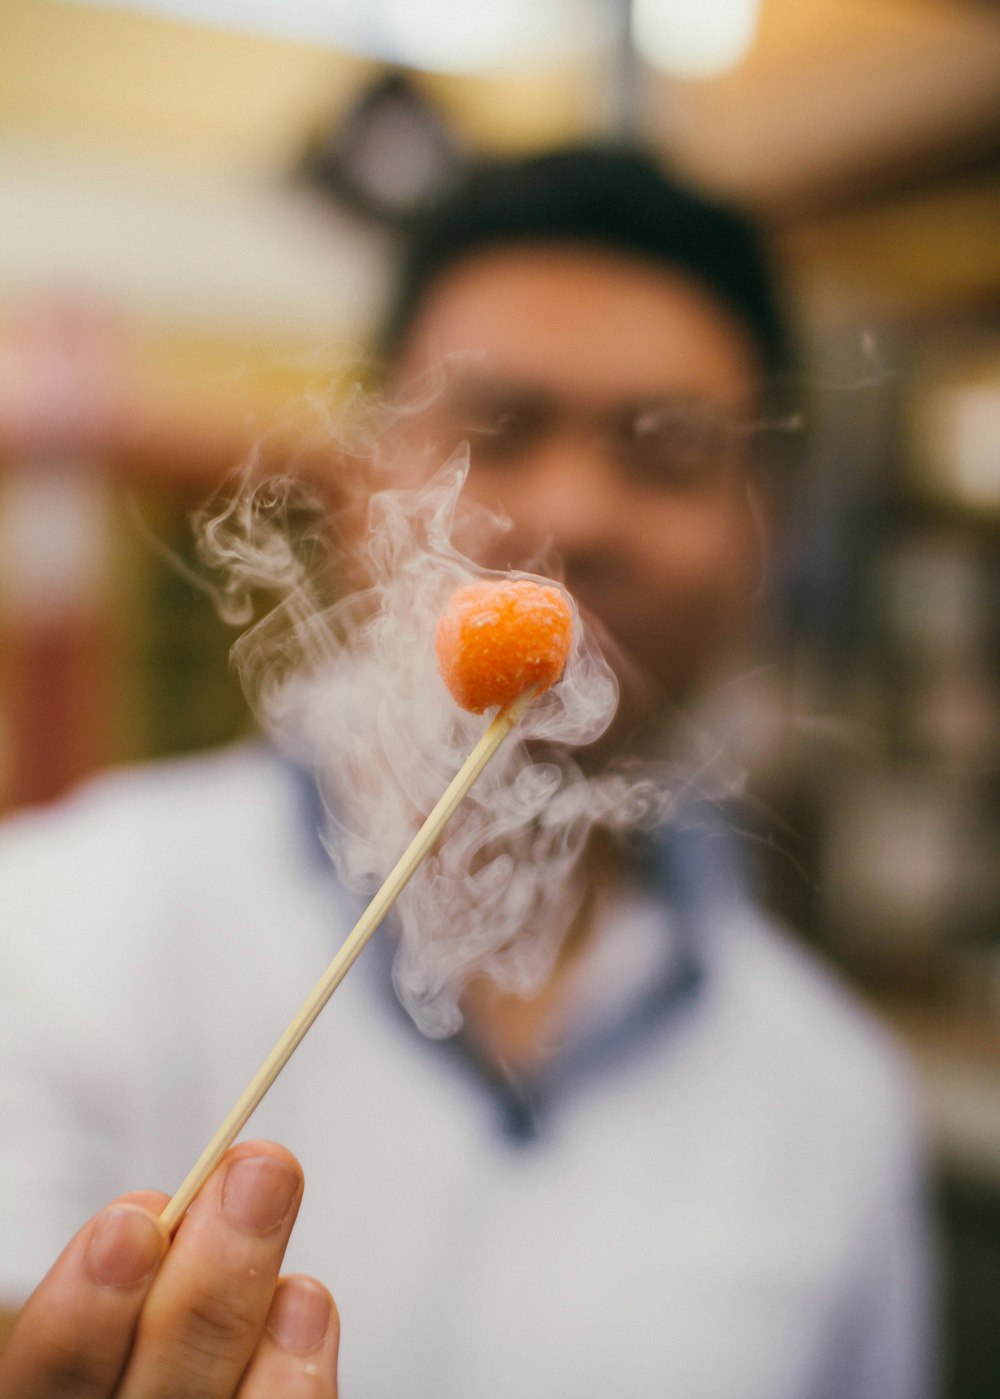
[{"x1": 290, "y1": 758, "x2": 736, "y2": 1143}]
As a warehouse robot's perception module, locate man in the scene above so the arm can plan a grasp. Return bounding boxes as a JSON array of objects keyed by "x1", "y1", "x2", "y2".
[{"x1": 0, "y1": 145, "x2": 931, "y2": 1397}]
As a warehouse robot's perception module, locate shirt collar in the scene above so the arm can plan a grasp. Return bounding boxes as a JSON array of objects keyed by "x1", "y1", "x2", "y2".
[{"x1": 291, "y1": 757, "x2": 741, "y2": 1141}]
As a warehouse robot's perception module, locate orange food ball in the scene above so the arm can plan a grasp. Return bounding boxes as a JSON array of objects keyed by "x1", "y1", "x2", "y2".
[{"x1": 435, "y1": 578, "x2": 573, "y2": 713}]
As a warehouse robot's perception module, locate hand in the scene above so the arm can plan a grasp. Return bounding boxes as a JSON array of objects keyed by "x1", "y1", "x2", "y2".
[{"x1": 0, "y1": 1140, "x2": 339, "y2": 1397}]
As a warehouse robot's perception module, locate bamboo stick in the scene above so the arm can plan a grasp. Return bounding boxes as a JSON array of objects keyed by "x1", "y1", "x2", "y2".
[{"x1": 160, "y1": 689, "x2": 531, "y2": 1232}]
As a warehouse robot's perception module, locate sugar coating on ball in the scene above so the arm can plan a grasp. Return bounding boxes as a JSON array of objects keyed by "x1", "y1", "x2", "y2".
[{"x1": 435, "y1": 578, "x2": 573, "y2": 713}]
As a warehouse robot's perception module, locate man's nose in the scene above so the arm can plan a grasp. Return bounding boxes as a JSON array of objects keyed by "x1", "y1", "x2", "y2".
[{"x1": 507, "y1": 431, "x2": 631, "y2": 559}]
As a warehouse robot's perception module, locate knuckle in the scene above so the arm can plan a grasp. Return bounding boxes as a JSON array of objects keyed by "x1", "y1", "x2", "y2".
[
  {"x1": 31, "y1": 1337, "x2": 116, "y2": 1395},
  {"x1": 181, "y1": 1285, "x2": 262, "y2": 1351},
  {"x1": 140, "y1": 1281, "x2": 263, "y2": 1386}
]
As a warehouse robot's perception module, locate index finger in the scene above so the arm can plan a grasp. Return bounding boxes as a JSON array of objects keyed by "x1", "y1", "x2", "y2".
[
  {"x1": 116, "y1": 1141, "x2": 304, "y2": 1399},
  {"x1": 0, "y1": 1189, "x2": 170, "y2": 1399}
]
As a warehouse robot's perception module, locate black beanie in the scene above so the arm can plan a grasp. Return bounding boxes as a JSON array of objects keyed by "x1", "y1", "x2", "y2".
[{"x1": 377, "y1": 143, "x2": 793, "y2": 383}]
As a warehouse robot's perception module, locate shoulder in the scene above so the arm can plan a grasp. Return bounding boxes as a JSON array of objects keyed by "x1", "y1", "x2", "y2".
[
  {"x1": 703, "y1": 900, "x2": 924, "y2": 1162},
  {"x1": 0, "y1": 744, "x2": 303, "y2": 871},
  {"x1": 0, "y1": 745, "x2": 320, "y2": 982}
]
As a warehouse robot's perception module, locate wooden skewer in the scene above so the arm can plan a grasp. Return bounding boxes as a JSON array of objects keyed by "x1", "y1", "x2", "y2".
[{"x1": 160, "y1": 688, "x2": 533, "y2": 1233}]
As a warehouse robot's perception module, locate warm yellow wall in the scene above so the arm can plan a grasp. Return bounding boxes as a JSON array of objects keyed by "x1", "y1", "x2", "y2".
[
  {"x1": 0, "y1": 0, "x2": 374, "y2": 173},
  {"x1": 0, "y1": 0, "x2": 594, "y2": 170}
]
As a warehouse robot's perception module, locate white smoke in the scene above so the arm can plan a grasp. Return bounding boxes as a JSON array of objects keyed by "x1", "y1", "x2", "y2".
[{"x1": 195, "y1": 448, "x2": 694, "y2": 1037}]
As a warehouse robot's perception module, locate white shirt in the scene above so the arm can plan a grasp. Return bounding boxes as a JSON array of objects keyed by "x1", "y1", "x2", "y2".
[{"x1": 0, "y1": 745, "x2": 933, "y2": 1398}]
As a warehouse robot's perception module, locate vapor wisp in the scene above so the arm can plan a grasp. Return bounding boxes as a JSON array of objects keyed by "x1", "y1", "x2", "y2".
[{"x1": 195, "y1": 453, "x2": 693, "y2": 1037}]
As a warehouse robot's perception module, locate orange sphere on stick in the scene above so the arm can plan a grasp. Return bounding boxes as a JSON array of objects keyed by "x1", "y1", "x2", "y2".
[{"x1": 435, "y1": 579, "x2": 573, "y2": 713}]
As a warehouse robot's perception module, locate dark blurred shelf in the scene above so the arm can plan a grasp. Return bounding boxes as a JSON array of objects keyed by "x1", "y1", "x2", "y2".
[{"x1": 875, "y1": 995, "x2": 1000, "y2": 1188}]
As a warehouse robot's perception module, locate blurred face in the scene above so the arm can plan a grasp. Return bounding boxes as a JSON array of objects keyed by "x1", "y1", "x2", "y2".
[{"x1": 389, "y1": 244, "x2": 766, "y2": 750}]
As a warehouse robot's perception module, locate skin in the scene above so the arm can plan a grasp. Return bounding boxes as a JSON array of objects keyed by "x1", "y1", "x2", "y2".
[
  {"x1": 388, "y1": 242, "x2": 770, "y2": 1065},
  {"x1": 390, "y1": 244, "x2": 767, "y2": 757},
  {"x1": 0, "y1": 240, "x2": 770, "y2": 1389},
  {"x1": 0, "y1": 1141, "x2": 339, "y2": 1396}
]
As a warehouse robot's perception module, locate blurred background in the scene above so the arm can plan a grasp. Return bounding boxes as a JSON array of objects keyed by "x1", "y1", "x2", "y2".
[{"x1": 0, "y1": 1, "x2": 997, "y2": 1391}]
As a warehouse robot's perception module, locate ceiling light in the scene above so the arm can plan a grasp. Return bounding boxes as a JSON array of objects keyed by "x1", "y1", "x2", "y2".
[{"x1": 632, "y1": 0, "x2": 761, "y2": 79}]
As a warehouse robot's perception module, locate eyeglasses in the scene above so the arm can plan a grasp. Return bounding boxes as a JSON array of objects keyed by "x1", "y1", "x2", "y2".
[{"x1": 427, "y1": 376, "x2": 754, "y2": 490}]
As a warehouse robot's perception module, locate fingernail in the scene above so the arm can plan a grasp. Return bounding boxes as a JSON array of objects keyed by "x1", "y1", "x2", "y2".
[
  {"x1": 221, "y1": 1155, "x2": 300, "y2": 1235},
  {"x1": 85, "y1": 1205, "x2": 164, "y2": 1288},
  {"x1": 268, "y1": 1278, "x2": 332, "y2": 1354}
]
